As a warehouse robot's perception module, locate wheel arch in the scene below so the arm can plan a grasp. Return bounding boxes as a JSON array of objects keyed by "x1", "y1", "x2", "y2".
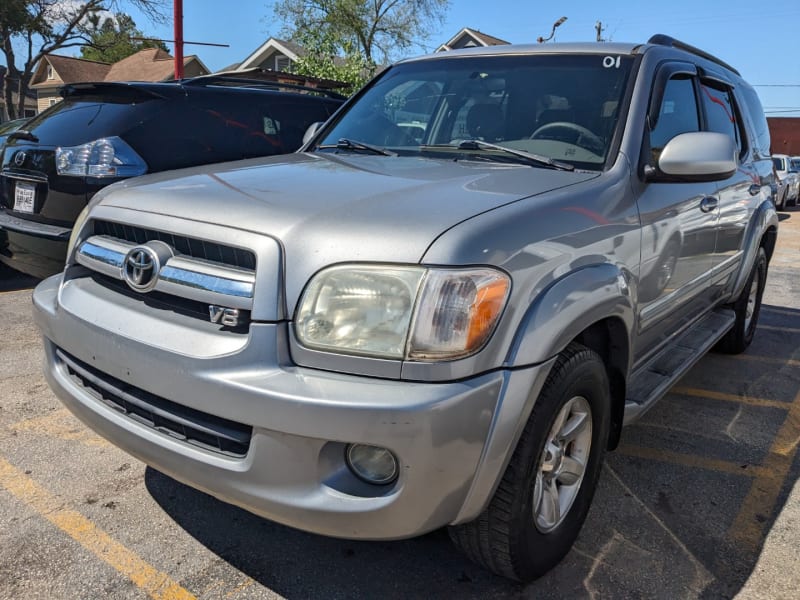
[{"x1": 454, "y1": 265, "x2": 634, "y2": 523}]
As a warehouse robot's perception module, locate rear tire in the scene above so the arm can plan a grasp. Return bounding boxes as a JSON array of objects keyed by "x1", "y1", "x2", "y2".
[
  {"x1": 716, "y1": 247, "x2": 766, "y2": 354},
  {"x1": 449, "y1": 342, "x2": 611, "y2": 582}
]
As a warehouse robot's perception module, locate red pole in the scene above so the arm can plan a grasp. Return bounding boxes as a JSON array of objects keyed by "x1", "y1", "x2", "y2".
[{"x1": 174, "y1": 0, "x2": 184, "y2": 79}]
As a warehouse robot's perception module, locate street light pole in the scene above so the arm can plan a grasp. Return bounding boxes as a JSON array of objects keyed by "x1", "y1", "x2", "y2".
[{"x1": 537, "y1": 16, "x2": 568, "y2": 43}]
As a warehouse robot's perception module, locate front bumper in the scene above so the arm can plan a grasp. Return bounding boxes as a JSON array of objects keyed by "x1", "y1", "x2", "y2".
[{"x1": 33, "y1": 274, "x2": 551, "y2": 539}]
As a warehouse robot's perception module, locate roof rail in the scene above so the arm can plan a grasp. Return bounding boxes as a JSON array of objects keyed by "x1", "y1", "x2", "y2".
[
  {"x1": 647, "y1": 34, "x2": 740, "y2": 76},
  {"x1": 182, "y1": 75, "x2": 346, "y2": 100}
]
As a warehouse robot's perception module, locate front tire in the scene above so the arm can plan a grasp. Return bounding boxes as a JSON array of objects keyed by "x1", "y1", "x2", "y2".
[
  {"x1": 716, "y1": 247, "x2": 767, "y2": 354},
  {"x1": 449, "y1": 343, "x2": 611, "y2": 582}
]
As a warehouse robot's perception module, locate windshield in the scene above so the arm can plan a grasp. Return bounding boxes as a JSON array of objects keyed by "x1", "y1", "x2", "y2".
[{"x1": 317, "y1": 53, "x2": 633, "y2": 169}]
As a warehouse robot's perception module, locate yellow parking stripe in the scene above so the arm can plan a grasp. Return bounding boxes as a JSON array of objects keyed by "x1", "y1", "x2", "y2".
[
  {"x1": 671, "y1": 387, "x2": 791, "y2": 410},
  {"x1": 758, "y1": 324, "x2": 800, "y2": 334},
  {"x1": 728, "y1": 388, "x2": 800, "y2": 551},
  {"x1": 726, "y1": 354, "x2": 800, "y2": 369},
  {"x1": 616, "y1": 445, "x2": 770, "y2": 478},
  {"x1": 0, "y1": 456, "x2": 196, "y2": 600},
  {"x1": 11, "y1": 408, "x2": 110, "y2": 448}
]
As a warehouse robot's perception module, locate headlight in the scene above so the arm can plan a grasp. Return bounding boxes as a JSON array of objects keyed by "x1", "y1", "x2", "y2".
[
  {"x1": 56, "y1": 136, "x2": 147, "y2": 178},
  {"x1": 66, "y1": 204, "x2": 91, "y2": 260},
  {"x1": 295, "y1": 265, "x2": 510, "y2": 361}
]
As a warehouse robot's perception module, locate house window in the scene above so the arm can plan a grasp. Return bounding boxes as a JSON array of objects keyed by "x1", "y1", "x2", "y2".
[
  {"x1": 49, "y1": 98, "x2": 58, "y2": 106},
  {"x1": 275, "y1": 55, "x2": 291, "y2": 72},
  {"x1": 47, "y1": 64, "x2": 54, "y2": 80}
]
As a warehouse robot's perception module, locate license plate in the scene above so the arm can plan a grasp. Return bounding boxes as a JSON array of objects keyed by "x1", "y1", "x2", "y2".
[{"x1": 13, "y1": 181, "x2": 36, "y2": 213}]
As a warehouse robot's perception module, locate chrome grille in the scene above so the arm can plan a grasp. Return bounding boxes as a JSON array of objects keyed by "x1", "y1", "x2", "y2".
[
  {"x1": 93, "y1": 220, "x2": 256, "y2": 270},
  {"x1": 76, "y1": 235, "x2": 256, "y2": 312}
]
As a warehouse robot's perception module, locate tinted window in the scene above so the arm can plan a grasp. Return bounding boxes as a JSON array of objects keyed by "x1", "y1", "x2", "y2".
[
  {"x1": 24, "y1": 93, "x2": 162, "y2": 146},
  {"x1": 122, "y1": 90, "x2": 340, "y2": 171},
  {"x1": 700, "y1": 82, "x2": 741, "y2": 154},
  {"x1": 773, "y1": 157, "x2": 786, "y2": 171},
  {"x1": 650, "y1": 76, "x2": 699, "y2": 153}
]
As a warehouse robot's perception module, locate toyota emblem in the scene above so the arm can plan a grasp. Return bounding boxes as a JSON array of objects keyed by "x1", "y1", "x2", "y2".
[
  {"x1": 123, "y1": 246, "x2": 160, "y2": 292},
  {"x1": 13, "y1": 151, "x2": 27, "y2": 167}
]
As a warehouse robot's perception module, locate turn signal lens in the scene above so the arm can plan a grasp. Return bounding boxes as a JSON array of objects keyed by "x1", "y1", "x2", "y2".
[{"x1": 408, "y1": 269, "x2": 510, "y2": 360}]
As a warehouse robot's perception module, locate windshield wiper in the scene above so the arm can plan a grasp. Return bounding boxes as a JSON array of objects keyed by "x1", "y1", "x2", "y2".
[
  {"x1": 421, "y1": 140, "x2": 574, "y2": 171},
  {"x1": 318, "y1": 138, "x2": 397, "y2": 156},
  {"x1": 8, "y1": 129, "x2": 38, "y2": 143}
]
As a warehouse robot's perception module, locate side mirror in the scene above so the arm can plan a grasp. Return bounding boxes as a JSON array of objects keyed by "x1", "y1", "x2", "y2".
[
  {"x1": 302, "y1": 122, "x2": 324, "y2": 146},
  {"x1": 647, "y1": 132, "x2": 737, "y2": 182}
]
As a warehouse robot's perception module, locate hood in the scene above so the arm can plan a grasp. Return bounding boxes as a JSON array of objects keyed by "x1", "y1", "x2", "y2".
[{"x1": 99, "y1": 152, "x2": 599, "y2": 267}]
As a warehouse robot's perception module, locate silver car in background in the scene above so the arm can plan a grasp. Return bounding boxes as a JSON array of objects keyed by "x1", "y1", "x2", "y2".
[{"x1": 772, "y1": 153, "x2": 799, "y2": 209}]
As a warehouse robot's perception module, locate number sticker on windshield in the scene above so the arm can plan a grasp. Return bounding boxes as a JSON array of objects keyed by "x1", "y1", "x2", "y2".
[{"x1": 603, "y1": 56, "x2": 621, "y2": 69}]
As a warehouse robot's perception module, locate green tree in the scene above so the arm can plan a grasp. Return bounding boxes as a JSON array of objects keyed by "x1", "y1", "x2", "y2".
[
  {"x1": 80, "y1": 13, "x2": 167, "y2": 64},
  {"x1": 271, "y1": 0, "x2": 449, "y2": 65},
  {"x1": 290, "y1": 28, "x2": 372, "y2": 96},
  {"x1": 0, "y1": 1, "x2": 167, "y2": 120}
]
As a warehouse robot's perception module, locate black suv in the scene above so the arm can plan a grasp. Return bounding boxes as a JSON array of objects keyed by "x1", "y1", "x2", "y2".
[{"x1": 0, "y1": 77, "x2": 343, "y2": 277}]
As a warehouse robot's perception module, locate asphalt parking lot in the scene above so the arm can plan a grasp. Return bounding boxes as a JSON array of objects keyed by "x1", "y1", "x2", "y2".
[{"x1": 1, "y1": 209, "x2": 799, "y2": 599}]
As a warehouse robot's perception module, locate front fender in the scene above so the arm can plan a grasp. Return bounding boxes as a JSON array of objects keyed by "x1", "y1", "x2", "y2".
[{"x1": 506, "y1": 263, "x2": 635, "y2": 369}]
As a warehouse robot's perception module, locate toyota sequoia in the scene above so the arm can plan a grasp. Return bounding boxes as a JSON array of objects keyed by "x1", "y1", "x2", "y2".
[{"x1": 33, "y1": 35, "x2": 779, "y2": 581}]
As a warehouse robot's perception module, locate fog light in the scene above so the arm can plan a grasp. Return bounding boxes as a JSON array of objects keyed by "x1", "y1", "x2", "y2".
[{"x1": 345, "y1": 444, "x2": 398, "y2": 485}]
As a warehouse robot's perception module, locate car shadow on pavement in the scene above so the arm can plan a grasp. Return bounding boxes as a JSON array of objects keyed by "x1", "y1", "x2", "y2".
[
  {"x1": 0, "y1": 264, "x2": 39, "y2": 292},
  {"x1": 145, "y1": 305, "x2": 800, "y2": 599}
]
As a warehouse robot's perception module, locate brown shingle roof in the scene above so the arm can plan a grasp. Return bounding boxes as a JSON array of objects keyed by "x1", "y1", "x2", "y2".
[
  {"x1": 36, "y1": 54, "x2": 110, "y2": 86},
  {"x1": 104, "y1": 47, "x2": 187, "y2": 82}
]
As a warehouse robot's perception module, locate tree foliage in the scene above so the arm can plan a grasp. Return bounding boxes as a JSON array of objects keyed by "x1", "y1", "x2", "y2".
[
  {"x1": 290, "y1": 28, "x2": 372, "y2": 96},
  {"x1": 80, "y1": 13, "x2": 167, "y2": 64},
  {"x1": 271, "y1": 0, "x2": 449, "y2": 65},
  {"x1": 0, "y1": 1, "x2": 167, "y2": 120}
]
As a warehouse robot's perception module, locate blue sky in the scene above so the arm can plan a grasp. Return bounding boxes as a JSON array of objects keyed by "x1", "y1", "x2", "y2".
[{"x1": 126, "y1": 0, "x2": 799, "y2": 117}]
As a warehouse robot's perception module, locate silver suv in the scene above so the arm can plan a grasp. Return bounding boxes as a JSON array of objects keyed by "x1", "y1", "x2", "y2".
[{"x1": 34, "y1": 35, "x2": 779, "y2": 582}]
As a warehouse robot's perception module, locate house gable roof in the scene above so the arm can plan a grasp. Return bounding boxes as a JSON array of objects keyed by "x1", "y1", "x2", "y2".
[
  {"x1": 436, "y1": 27, "x2": 510, "y2": 52},
  {"x1": 104, "y1": 47, "x2": 208, "y2": 81},
  {"x1": 31, "y1": 49, "x2": 210, "y2": 88},
  {"x1": 31, "y1": 54, "x2": 110, "y2": 87},
  {"x1": 236, "y1": 38, "x2": 304, "y2": 71}
]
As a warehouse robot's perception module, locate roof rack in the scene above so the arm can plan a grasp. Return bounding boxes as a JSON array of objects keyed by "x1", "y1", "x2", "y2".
[
  {"x1": 647, "y1": 34, "x2": 740, "y2": 76},
  {"x1": 182, "y1": 73, "x2": 346, "y2": 100}
]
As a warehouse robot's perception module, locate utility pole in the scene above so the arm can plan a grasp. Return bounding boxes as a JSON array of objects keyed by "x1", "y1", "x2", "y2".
[
  {"x1": 174, "y1": 0, "x2": 184, "y2": 79},
  {"x1": 595, "y1": 21, "x2": 606, "y2": 42}
]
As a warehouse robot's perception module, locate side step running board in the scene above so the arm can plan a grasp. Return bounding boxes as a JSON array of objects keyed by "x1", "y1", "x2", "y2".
[{"x1": 623, "y1": 309, "x2": 735, "y2": 425}]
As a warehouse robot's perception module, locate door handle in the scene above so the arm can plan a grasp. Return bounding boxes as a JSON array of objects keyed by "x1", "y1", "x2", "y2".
[
  {"x1": 699, "y1": 196, "x2": 718, "y2": 213},
  {"x1": 748, "y1": 184, "x2": 761, "y2": 196}
]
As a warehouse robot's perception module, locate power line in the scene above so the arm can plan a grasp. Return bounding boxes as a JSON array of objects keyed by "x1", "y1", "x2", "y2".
[{"x1": 753, "y1": 84, "x2": 800, "y2": 87}]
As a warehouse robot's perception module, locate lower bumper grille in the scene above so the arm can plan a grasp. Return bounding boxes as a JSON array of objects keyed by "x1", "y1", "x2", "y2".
[{"x1": 56, "y1": 348, "x2": 252, "y2": 457}]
